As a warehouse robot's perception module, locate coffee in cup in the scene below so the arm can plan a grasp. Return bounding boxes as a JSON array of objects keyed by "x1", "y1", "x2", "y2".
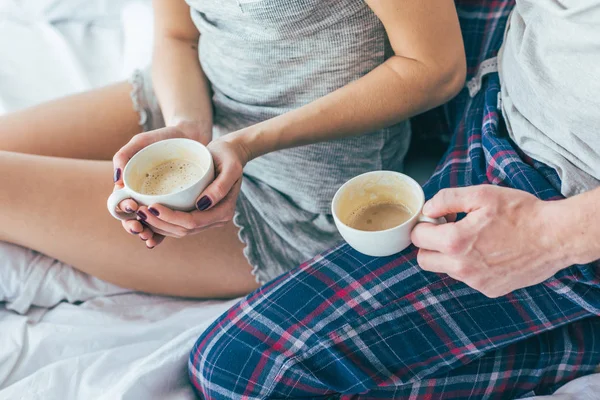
[
  {"x1": 332, "y1": 171, "x2": 444, "y2": 257},
  {"x1": 346, "y1": 202, "x2": 413, "y2": 232},
  {"x1": 107, "y1": 138, "x2": 214, "y2": 220},
  {"x1": 139, "y1": 159, "x2": 206, "y2": 196}
]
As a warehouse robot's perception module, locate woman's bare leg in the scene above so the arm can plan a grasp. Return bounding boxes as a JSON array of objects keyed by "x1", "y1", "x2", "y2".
[
  {"x1": 0, "y1": 82, "x2": 141, "y2": 160},
  {"x1": 0, "y1": 151, "x2": 257, "y2": 298},
  {"x1": 0, "y1": 84, "x2": 257, "y2": 298}
]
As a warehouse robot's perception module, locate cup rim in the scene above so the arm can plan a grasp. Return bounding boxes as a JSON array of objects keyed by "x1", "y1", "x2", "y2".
[
  {"x1": 331, "y1": 170, "x2": 425, "y2": 234},
  {"x1": 122, "y1": 138, "x2": 212, "y2": 199}
]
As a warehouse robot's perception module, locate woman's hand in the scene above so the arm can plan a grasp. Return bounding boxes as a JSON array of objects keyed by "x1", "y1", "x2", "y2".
[
  {"x1": 411, "y1": 185, "x2": 571, "y2": 298},
  {"x1": 112, "y1": 122, "x2": 211, "y2": 248},
  {"x1": 128, "y1": 137, "x2": 250, "y2": 248}
]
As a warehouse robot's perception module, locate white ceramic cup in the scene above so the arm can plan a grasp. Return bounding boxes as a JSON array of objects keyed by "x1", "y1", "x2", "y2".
[
  {"x1": 332, "y1": 171, "x2": 445, "y2": 257},
  {"x1": 107, "y1": 138, "x2": 214, "y2": 221}
]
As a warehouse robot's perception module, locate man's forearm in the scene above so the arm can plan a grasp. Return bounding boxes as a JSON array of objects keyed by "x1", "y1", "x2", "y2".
[
  {"x1": 557, "y1": 187, "x2": 600, "y2": 266},
  {"x1": 152, "y1": 35, "x2": 213, "y2": 138}
]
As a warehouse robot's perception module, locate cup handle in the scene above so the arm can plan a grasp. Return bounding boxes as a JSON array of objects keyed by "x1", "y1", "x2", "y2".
[
  {"x1": 107, "y1": 188, "x2": 136, "y2": 221},
  {"x1": 417, "y1": 214, "x2": 447, "y2": 225}
]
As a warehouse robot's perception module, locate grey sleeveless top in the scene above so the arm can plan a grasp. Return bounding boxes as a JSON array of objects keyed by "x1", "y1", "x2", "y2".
[{"x1": 186, "y1": 0, "x2": 411, "y2": 214}]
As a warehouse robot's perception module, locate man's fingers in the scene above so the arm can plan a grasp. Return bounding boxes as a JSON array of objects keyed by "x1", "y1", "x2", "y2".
[
  {"x1": 411, "y1": 222, "x2": 466, "y2": 254},
  {"x1": 416, "y1": 249, "x2": 462, "y2": 276},
  {"x1": 423, "y1": 185, "x2": 490, "y2": 219},
  {"x1": 445, "y1": 213, "x2": 458, "y2": 223}
]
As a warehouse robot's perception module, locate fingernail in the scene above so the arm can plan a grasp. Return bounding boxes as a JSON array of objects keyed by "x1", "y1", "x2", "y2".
[
  {"x1": 130, "y1": 229, "x2": 140, "y2": 235},
  {"x1": 147, "y1": 246, "x2": 155, "y2": 250},
  {"x1": 136, "y1": 210, "x2": 147, "y2": 221},
  {"x1": 148, "y1": 207, "x2": 160, "y2": 217},
  {"x1": 125, "y1": 206, "x2": 133, "y2": 213},
  {"x1": 113, "y1": 168, "x2": 121, "y2": 183},
  {"x1": 423, "y1": 201, "x2": 432, "y2": 215},
  {"x1": 196, "y1": 196, "x2": 212, "y2": 211}
]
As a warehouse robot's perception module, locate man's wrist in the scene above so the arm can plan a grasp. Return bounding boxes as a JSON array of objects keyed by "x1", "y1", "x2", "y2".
[{"x1": 548, "y1": 195, "x2": 599, "y2": 266}]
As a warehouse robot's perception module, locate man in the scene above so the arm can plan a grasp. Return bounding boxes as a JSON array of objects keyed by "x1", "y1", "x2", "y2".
[{"x1": 189, "y1": 1, "x2": 600, "y2": 398}]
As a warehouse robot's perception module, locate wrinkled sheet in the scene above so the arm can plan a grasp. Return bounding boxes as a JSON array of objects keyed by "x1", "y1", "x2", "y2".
[
  {"x1": 0, "y1": 0, "x2": 598, "y2": 399},
  {"x1": 0, "y1": 243, "x2": 236, "y2": 400}
]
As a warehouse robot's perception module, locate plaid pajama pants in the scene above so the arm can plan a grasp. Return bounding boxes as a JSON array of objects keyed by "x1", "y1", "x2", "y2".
[{"x1": 189, "y1": 1, "x2": 600, "y2": 398}]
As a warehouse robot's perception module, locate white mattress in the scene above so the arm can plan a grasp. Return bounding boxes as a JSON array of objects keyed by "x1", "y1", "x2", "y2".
[{"x1": 0, "y1": 1, "x2": 597, "y2": 399}]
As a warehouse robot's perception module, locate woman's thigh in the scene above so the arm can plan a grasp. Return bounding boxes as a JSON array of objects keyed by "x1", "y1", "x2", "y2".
[
  {"x1": 188, "y1": 243, "x2": 598, "y2": 399},
  {"x1": 0, "y1": 82, "x2": 141, "y2": 160},
  {"x1": 0, "y1": 150, "x2": 257, "y2": 298}
]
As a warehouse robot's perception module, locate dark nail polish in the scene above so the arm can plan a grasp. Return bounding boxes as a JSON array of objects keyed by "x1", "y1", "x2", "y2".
[
  {"x1": 130, "y1": 229, "x2": 140, "y2": 235},
  {"x1": 113, "y1": 168, "x2": 121, "y2": 183},
  {"x1": 136, "y1": 210, "x2": 147, "y2": 221},
  {"x1": 196, "y1": 196, "x2": 212, "y2": 211},
  {"x1": 125, "y1": 207, "x2": 133, "y2": 213},
  {"x1": 148, "y1": 207, "x2": 160, "y2": 217}
]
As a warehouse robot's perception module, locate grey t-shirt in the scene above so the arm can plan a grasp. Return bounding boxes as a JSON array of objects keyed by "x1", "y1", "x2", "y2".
[{"x1": 498, "y1": 0, "x2": 600, "y2": 197}]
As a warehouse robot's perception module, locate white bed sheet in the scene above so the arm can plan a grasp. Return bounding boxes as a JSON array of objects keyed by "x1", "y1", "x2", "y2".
[
  {"x1": 0, "y1": 1, "x2": 597, "y2": 399},
  {"x1": 0, "y1": 2, "x2": 236, "y2": 399}
]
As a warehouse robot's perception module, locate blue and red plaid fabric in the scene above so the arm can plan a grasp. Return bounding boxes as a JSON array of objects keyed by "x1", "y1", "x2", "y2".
[{"x1": 189, "y1": 0, "x2": 600, "y2": 398}]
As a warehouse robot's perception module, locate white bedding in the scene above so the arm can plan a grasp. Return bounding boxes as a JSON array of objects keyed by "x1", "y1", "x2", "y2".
[
  {"x1": 0, "y1": 1, "x2": 598, "y2": 399},
  {"x1": 0, "y1": 243, "x2": 237, "y2": 400}
]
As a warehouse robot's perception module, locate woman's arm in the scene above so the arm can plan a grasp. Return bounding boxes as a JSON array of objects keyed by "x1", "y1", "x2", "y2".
[
  {"x1": 152, "y1": 0, "x2": 213, "y2": 139},
  {"x1": 227, "y1": 0, "x2": 466, "y2": 160},
  {"x1": 124, "y1": 0, "x2": 466, "y2": 244}
]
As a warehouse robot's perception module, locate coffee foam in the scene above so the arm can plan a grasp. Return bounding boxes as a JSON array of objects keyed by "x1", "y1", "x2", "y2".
[
  {"x1": 346, "y1": 201, "x2": 413, "y2": 231},
  {"x1": 140, "y1": 159, "x2": 205, "y2": 196},
  {"x1": 336, "y1": 174, "x2": 420, "y2": 226}
]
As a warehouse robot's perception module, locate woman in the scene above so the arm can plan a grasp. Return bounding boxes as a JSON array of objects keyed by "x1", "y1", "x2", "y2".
[{"x1": 0, "y1": 0, "x2": 465, "y2": 298}]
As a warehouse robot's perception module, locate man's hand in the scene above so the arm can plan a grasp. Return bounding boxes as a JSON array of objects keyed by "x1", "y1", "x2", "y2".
[{"x1": 411, "y1": 185, "x2": 571, "y2": 298}]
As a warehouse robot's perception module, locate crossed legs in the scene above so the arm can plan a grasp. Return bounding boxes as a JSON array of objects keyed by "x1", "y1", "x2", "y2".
[{"x1": 0, "y1": 82, "x2": 258, "y2": 298}]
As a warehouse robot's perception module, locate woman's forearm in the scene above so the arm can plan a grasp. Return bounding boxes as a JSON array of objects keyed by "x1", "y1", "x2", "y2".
[
  {"x1": 151, "y1": 0, "x2": 213, "y2": 139},
  {"x1": 224, "y1": 0, "x2": 466, "y2": 161},
  {"x1": 227, "y1": 56, "x2": 465, "y2": 161},
  {"x1": 152, "y1": 37, "x2": 213, "y2": 135}
]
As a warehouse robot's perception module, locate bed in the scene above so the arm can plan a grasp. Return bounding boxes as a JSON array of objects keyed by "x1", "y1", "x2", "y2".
[{"x1": 1, "y1": 1, "x2": 598, "y2": 398}]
